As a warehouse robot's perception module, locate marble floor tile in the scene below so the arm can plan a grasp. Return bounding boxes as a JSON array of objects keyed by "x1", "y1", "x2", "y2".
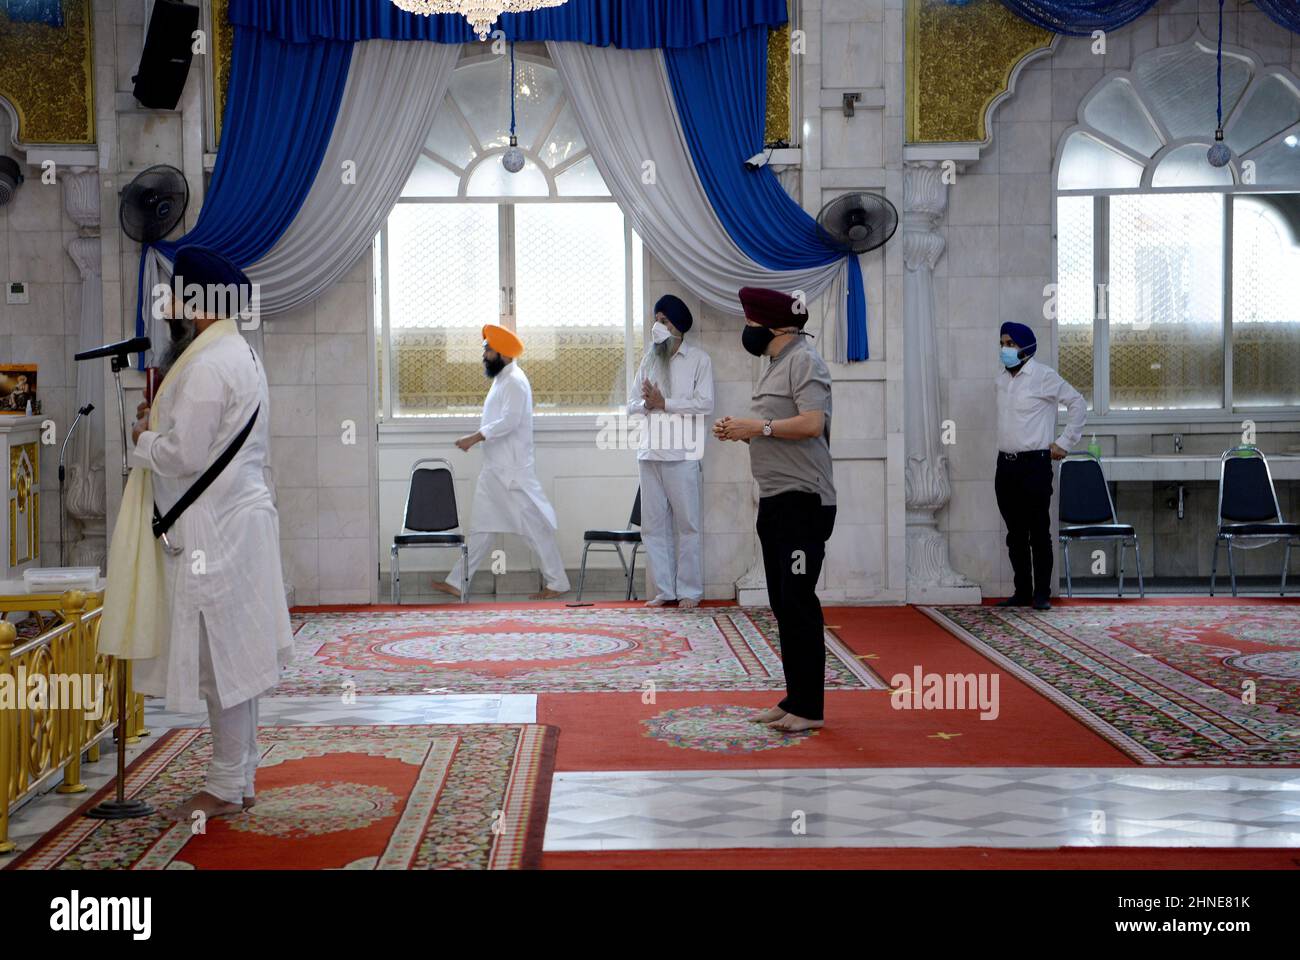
[{"x1": 543, "y1": 768, "x2": 1300, "y2": 851}]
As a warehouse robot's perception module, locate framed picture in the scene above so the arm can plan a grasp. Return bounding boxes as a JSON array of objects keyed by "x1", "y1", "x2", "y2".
[{"x1": 0, "y1": 364, "x2": 38, "y2": 415}]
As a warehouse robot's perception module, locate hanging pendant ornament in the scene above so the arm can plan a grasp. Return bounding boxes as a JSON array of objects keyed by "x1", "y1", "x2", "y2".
[
  {"x1": 503, "y1": 42, "x2": 526, "y2": 174},
  {"x1": 1207, "y1": 0, "x2": 1232, "y2": 168}
]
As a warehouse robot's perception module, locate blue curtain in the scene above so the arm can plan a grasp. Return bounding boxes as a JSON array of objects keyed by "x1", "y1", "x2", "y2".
[
  {"x1": 229, "y1": 0, "x2": 788, "y2": 48},
  {"x1": 138, "y1": 26, "x2": 353, "y2": 340},
  {"x1": 1254, "y1": 0, "x2": 1300, "y2": 34},
  {"x1": 665, "y1": 26, "x2": 869, "y2": 361},
  {"x1": 995, "y1": 1, "x2": 1160, "y2": 36},
  {"x1": 4, "y1": 0, "x2": 62, "y2": 27}
]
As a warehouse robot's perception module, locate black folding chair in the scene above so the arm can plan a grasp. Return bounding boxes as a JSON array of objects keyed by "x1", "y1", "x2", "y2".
[
  {"x1": 575, "y1": 490, "x2": 642, "y2": 603},
  {"x1": 1211, "y1": 446, "x2": 1299, "y2": 597},
  {"x1": 391, "y1": 458, "x2": 469, "y2": 605},
  {"x1": 1058, "y1": 453, "x2": 1144, "y2": 598}
]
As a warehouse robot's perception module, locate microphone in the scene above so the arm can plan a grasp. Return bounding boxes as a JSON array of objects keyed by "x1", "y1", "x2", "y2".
[{"x1": 75, "y1": 337, "x2": 151, "y2": 362}]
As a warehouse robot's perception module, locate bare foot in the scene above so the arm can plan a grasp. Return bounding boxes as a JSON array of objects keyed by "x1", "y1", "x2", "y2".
[
  {"x1": 645, "y1": 598, "x2": 676, "y2": 608},
  {"x1": 430, "y1": 582, "x2": 463, "y2": 599},
  {"x1": 165, "y1": 791, "x2": 243, "y2": 822},
  {"x1": 768, "y1": 714, "x2": 824, "y2": 733},
  {"x1": 243, "y1": 797, "x2": 256, "y2": 811},
  {"x1": 750, "y1": 706, "x2": 787, "y2": 724},
  {"x1": 679, "y1": 598, "x2": 701, "y2": 610},
  {"x1": 531, "y1": 589, "x2": 568, "y2": 601}
]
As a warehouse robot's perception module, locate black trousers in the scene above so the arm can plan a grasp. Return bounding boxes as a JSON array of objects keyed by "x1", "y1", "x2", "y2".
[
  {"x1": 994, "y1": 452, "x2": 1055, "y2": 602},
  {"x1": 757, "y1": 491, "x2": 837, "y2": 722}
]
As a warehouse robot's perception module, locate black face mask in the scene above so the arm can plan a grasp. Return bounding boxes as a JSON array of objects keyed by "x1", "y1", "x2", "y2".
[
  {"x1": 742, "y1": 325, "x2": 775, "y2": 358},
  {"x1": 484, "y1": 356, "x2": 508, "y2": 379}
]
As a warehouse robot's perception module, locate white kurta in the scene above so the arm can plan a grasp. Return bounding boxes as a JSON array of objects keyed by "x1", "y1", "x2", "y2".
[
  {"x1": 130, "y1": 334, "x2": 293, "y2": 713},
  {"x1": 471, "y1": 362, "x2": 557, "y2": 534}
]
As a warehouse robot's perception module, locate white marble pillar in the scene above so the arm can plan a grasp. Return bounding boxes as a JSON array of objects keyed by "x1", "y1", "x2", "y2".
[
  {"x1": 903, "y1": 161, "x2": 980, "y2": 604},
  {"x1": 62, "y1": 169, "x2": 107, "y2": 570}
]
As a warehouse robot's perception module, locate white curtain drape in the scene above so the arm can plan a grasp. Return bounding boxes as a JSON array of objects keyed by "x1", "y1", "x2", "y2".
[
  {"x1": 144, "y1": 38, "x2": 459, "y2": 361},
  {"x1": 547, "y1": 41, "x2": 851, "y2": 359}
]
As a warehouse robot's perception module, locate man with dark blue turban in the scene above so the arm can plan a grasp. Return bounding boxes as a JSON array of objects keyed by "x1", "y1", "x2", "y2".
[
  {"x1": 627, "y1": 294, "x2": 714, "y2": 608},
  {"x1": 995, "y1": 321, "x2": 1087, "y2": 611}
]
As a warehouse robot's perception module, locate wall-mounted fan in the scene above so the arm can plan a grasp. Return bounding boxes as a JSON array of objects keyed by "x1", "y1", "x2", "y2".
[
  {"x1": 0, "y1": 156, "x2": 24, "y2": 207},
  {"x1": 119, "y1": 164, "x2": 188, "y2": 243},
  {"x1": 817, "y1": 192, "x2": 899, "y2": 255}
]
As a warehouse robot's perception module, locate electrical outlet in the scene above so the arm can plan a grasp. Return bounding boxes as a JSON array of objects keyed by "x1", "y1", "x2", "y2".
[{"x1": 6, "y1": 281, "x2": 29, "y2": 305}]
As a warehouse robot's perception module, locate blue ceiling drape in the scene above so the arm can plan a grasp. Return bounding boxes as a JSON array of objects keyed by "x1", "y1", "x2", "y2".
[
  {"x1": 228, "y1": 0, "x2": 789, "y2": 48},
  {"x1": 3, "y1": 0, "x2": 63, "y2": 27},
  {"x1": 995, "y1": 0, "x2": 1300, "y2": 37},
  {"x1": 1253, "y1": 0, "x2": 1300, "y2": 33},
  {"x1": 665, "y1": 26, "x2": 870, "y2": 361},
  {"x1": 138, "y1": 26, "x2": 352, "y2": 343}
]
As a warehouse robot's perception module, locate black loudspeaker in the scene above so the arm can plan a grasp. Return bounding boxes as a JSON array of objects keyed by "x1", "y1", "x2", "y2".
[{"x1": 131, "y1": 0, "x2": 202, "y2": 110}]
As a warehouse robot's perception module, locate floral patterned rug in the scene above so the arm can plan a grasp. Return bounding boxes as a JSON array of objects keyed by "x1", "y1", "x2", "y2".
[
  {"x1": 924, "y1": 603, "x2": 1300, "y2": 766},
  {"x1": 9, "y1": 724, "x2": 557, "y2": 870},
  {"x1": 276, "y1": 607, "x2": 884, "y2": 696}
]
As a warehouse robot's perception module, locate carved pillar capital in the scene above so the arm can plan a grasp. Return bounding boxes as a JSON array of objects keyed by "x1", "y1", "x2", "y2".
[{"x1": 60, "y1": 167, "x2": 101, "y2": 234}]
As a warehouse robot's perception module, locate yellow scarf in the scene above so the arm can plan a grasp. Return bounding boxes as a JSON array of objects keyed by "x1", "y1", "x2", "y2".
[{"x1": 99, "y1": 320, "x2": 241, "y2": 659}]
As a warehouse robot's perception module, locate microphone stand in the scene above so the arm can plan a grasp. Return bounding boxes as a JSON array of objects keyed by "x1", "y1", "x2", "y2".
[
  {"x1": 58, "y1": 404, "x2": 95, "y2": 568},
  {"x1": 78, "y1": 341, "x2": 155, "y2": 822}
]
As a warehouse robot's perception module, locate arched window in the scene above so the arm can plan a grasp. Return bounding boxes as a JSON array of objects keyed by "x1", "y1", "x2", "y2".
[
  {"x1": 377, "y1": 46, "x2": 641, "y2": 419},
  {"x1": 1054, "y1": 36, "x2": 1300, "y2": 414}
]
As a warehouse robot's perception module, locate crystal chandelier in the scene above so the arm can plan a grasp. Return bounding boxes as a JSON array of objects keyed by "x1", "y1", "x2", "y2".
[{"x1": 391, "y1": 0, "x2": 570, "y2": 42}]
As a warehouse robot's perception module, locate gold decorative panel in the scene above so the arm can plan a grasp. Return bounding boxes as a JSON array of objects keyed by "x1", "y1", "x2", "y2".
[
  {"x1": 212, "y1": 0, "x2": 233, "y2": 144},
  {"x1": 765, "y1": 18, "x2": 792, "y2": 145},
  {"x1": 0, "y1": 0, "x2": 94, "y2": 145},
  {"x1": 906, "y1": 0, "x2": 1051, "y2": 145},
  {"x1": 9, "y1": 442, "x2": 38, "y2": 568}
]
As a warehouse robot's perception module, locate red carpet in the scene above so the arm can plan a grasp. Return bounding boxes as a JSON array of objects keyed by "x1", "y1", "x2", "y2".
[
  {"x1": 540, "y1": 606, "x2": 1133, "y2": 770},
  {"x1": 279, "y1": 604, "x2": 880, "y2": 696},
  {"x1": 10, "y1": 724, "x2": 556, "y2": 871},
  {"x1": 543, "y1": 847, "x2": 1300, "y2": 870},
  {"x1": 928, "y1": 600, "x2": 1300, "y2": 764}
]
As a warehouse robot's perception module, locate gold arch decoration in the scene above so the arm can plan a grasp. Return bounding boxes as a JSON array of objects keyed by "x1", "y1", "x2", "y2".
[
  {"x1": 0, "y1": 0, "x2": 94, "y2": 145},
  {"x1": 906, "y1": 0, "x2": 1052, "y2": 145},
  {"x1": 209, "y1": 0, "x2": 794, "y2": 148}
]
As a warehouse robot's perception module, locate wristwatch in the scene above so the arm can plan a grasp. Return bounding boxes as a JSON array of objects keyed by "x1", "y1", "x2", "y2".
[{"x1": 762, "y1": 420, "x2": 774, "y2": 437}]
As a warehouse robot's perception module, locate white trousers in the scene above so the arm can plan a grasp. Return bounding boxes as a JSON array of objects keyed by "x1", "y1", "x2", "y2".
[
  {"x1": 639, "y1": 459, "x2": 704, "y2": 602},
  {"x1": 446, "y1": 501, "x2": 572, "y2": 594},
  {"x1": 199, "y1": 616, "x2": 260, "y2": 804}
]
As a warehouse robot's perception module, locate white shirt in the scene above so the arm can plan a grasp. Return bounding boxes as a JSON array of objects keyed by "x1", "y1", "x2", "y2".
[
  {"x1": 130, "y1": 334, "x2": 293, "y2": 712},
  {"x1": 995, "y1": 357, "x2": 1088, "y2": 455},
  {"x1": 627, "y1": 340, "x2": 715, "y2": 461},
  {"x1": 471, "y1": 361, "x2": 558, "y2": 533}
]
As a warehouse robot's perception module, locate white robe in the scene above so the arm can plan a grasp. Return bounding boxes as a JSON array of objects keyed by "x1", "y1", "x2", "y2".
[
  {"x1": 470, "y1": 362, "x2": 558, "y2": 534},
  {"x1": 130, "y1": 334, "x2": 293, "y2": 713}
]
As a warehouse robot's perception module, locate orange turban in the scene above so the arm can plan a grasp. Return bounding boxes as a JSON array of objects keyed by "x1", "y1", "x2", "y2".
[{"x1": 482, "y1": 324, "x2": 524, "y2": 359}]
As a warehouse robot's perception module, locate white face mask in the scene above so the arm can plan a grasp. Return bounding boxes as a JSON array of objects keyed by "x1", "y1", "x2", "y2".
[{"x1": 652, "y1": 322, "x2": 674, "y2": 345}]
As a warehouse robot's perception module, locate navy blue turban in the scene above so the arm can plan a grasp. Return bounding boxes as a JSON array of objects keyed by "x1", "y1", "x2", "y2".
[
  {"x1": 655, "y1": 295, "x2": 694, "y2": 335},
  {"x1": 172, "y1": 245, "x2": 250, "y2": 319},
  {"x1": 1000, "y1": 322, "x2": 1038, "y2": 358}
]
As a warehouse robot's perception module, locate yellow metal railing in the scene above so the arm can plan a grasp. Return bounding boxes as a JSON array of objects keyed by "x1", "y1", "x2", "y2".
[{"x1": 0, "y1": 589, "x2": 144, "y2": 854}]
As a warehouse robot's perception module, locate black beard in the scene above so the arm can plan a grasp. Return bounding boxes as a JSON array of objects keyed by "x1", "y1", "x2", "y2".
[
  {"x1": 484, "y1": 357, "x2": 508, "y2": 379},
  {"x1": 159, "y1": 319, "x2": 197, "y2": 380}
]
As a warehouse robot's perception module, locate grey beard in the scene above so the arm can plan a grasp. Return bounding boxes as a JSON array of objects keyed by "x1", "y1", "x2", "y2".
[
  {"x1": 649, "y1": 339, "x2": 672, "y2": 391},
  {"x1": 159, "y1": 319, "x2": 197, "y2": 379}
]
